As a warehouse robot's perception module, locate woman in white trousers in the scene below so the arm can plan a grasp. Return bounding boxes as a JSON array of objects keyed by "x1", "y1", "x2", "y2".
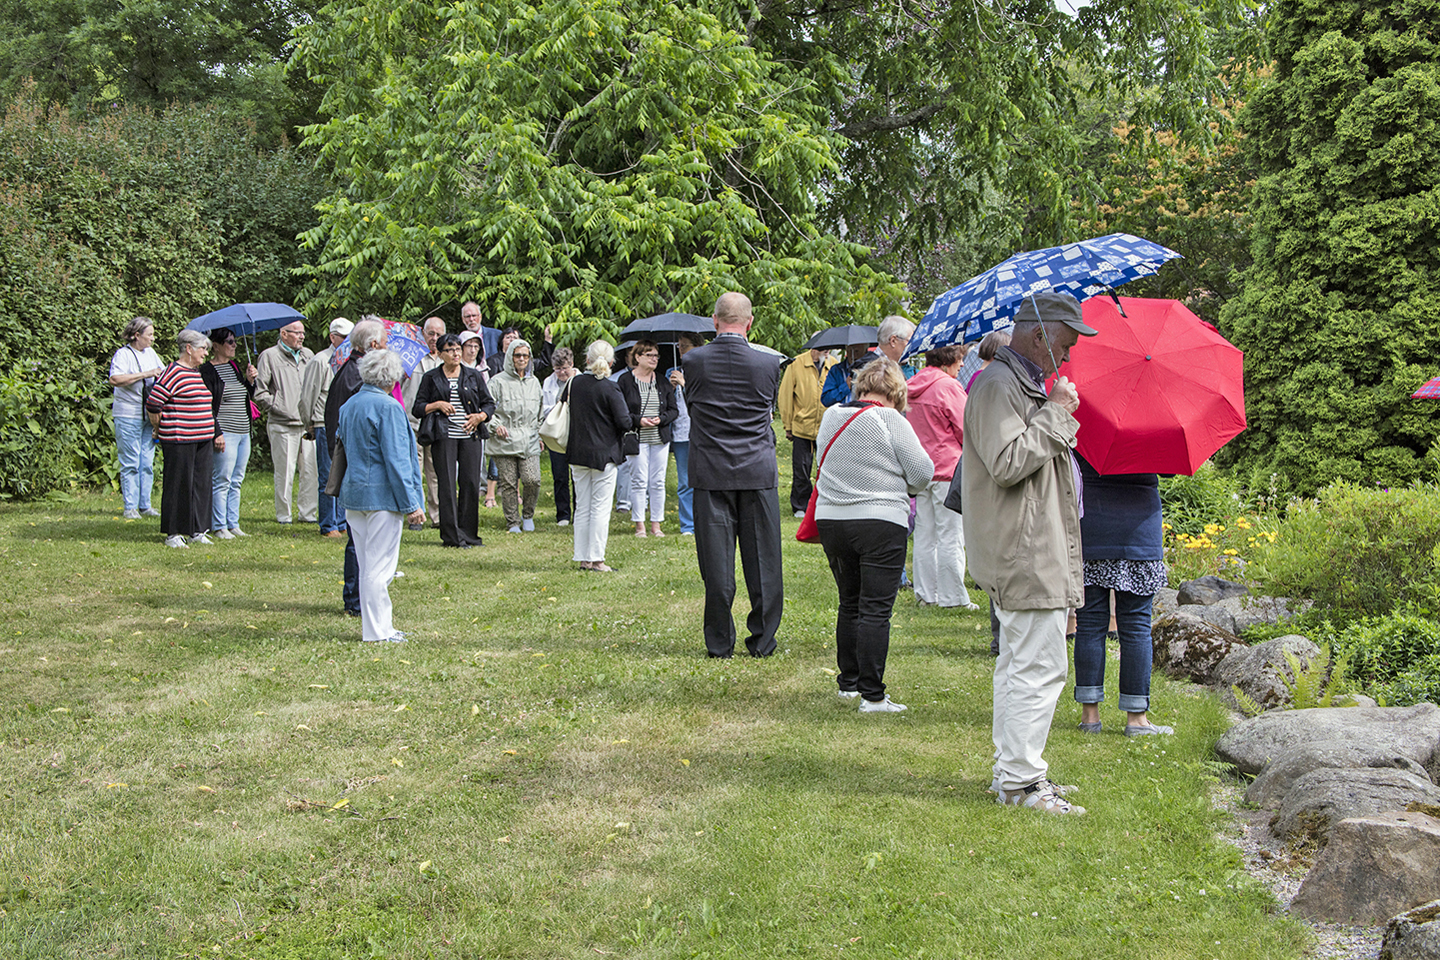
[{"x1": 565, "y1": 341, "x2": 634, "y2": 571}]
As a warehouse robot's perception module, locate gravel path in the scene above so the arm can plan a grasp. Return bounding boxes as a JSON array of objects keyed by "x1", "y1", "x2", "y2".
[{"x1": 1214, "y1": 781, "x2": 1384, "y2": 959}]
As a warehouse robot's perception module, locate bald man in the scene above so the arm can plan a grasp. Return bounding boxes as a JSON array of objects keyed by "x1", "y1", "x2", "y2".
[
  {"x1": 681, "y1": 292, "x2": 784, "y2": 657},
  {"x1": 254, "y1": 320, "x2": 317, "y2": 525}
]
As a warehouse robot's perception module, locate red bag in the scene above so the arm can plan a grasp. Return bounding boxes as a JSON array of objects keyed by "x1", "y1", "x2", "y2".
[{"x1": 796, "y1": 404, "x2": 877, "y2": 543}]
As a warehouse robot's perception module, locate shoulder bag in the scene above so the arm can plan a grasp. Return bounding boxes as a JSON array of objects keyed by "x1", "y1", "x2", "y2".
[
  {"x1": 539, "y1": 379, "x2": 571, "y2": 454},
  {"x1": 324, "y1": 439, "x2": 347, "y2": 497},
  {"x1": 796, "y1": 403, "x2": 878, "y2": 543}
]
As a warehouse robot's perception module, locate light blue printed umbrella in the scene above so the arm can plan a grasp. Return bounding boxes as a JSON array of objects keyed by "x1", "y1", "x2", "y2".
[{"x1": 903, "y1": 233, "x2": 1181, "y2": 359}]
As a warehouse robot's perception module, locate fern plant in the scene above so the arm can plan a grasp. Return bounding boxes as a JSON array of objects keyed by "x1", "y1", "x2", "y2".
[{"x1": 1231, "y1": 643, "x2": 1358, "y2": 717}]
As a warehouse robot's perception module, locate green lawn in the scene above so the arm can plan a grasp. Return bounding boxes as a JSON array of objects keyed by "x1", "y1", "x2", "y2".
[{"x1": 0, "y1": 449, "x2": 1308, "y2": 959}]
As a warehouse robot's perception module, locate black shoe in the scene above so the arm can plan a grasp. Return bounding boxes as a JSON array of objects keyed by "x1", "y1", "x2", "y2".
[
  {"x1": 344, "y1": 607, "x2": 361, "y2": 618},
  {"x1": 407, "y1": 522, "x2": 424, "y2": 531}
]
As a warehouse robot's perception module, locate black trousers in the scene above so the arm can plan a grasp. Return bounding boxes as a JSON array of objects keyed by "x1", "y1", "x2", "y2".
[
  {"x1": 549, "y1": 449, "x2": 573, "y2": 523},
  {"x1": 693, "y1": 487, "x2": 784, "y2": 658},
  {"x1": 790, "y1": 437, "x2": 816, "y2": 514},
  {"x1": 818, "y1": 518, "x2": 908, "y2": 701},
  {"x1": 159, "y1": 440, "x2": 213, "y2": 537},
  {"x1": 432, "y1": 433, "x2": 484, "y2": 546}
]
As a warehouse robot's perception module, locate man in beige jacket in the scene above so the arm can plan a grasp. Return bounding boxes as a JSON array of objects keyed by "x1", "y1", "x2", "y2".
[
  {"x1": 778, "y1": 347, "x2": 837, "y2": 517},
  {"x1": 961, "y1": 290, "x2": 1096, "y2": 816},
  {"x1": 254, "y1": 321, "x2": 317, "y2": 525}
]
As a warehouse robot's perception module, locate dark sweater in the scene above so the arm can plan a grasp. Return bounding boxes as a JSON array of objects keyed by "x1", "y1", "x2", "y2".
[
  {"x1": 566, "y1": 373, "x2": 633, "y2": 470},
  {"x1": 1077, "y1": 456, "x2": 1163, "y2": 561}
]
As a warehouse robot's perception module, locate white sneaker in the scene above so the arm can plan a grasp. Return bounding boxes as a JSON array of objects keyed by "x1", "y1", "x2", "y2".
[
  {"x1": 188, "y1": 533, "x2": 214, "y2": 545},
  {"x1": 557, "y1": 519, "x2": 570, "y2": 526},
  {"x1": 213, "y1": 529, "x2": 235, "y2": 540},
  {"x1": 123, "y1": 509, "x2": 140, "y2": 520},
  {"x1": 997, "y1": 780, "x2": 1086, "y2": 815},
  {"x1": 837, "y1": 689, "x2": 860, "y2": 700},
  {"x1": 793, "y1": 510, "x2": 806, "y2": 518},
  {"x1": 858, "y1": 696, "x2": 907, "y2": 713},
  {"x1": 230, "y1": 527, "x2": 248, "y2": 537},
  {"x1": 164, "y1": 535, "x2": 189, "y2": 549}
]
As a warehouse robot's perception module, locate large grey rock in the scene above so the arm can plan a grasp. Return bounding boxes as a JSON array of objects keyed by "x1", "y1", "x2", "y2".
[
  {"x1": 1272, "y1": 768, "x2": 1440, "y2": 843},
  {"x1": 1215, "y1": 704, "x2": 1440, "y2": 779},
  {"x1": 1245, "y1": 740, "x2": 1432, "y2": 807},
  {"x1": 1177, "y1": 574, "x2": 1249, "y2": 605},
  {"x1": 1152, "y1": 586, "x2": 1180, "y2": 619},
  {"x1": 1291, "y1": 811, "x2": 1440, "y2": 924},
  {"x1": 1181, "y1": 601, "x2": 1238, "y2": 634},
  {"x1": 1381, "y1": 899, "x2": 1440, "y2": 960},
  {"x1": 1151, "y1": 612, "x2": 1242, "y2": 685},
  {"x1": 1231, "y1": 595, "x2": 1305, "y2": 634},
  {"x1": 1217, "y1": 635, "x2": 1321, "y2": 712}
]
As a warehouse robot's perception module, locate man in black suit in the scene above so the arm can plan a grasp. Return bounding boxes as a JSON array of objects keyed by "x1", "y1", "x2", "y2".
[{"x1": 682, "y1": 291, "x2": 784, "y2": 657}]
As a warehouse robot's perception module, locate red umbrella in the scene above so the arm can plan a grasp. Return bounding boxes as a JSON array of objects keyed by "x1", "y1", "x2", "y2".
[
  {"x1": 1054, "y1": 297, "x2": 1245, "y2": 475},
  {"x1": 1411, "y1": 376, "x2": 1440, "y2": 399}
]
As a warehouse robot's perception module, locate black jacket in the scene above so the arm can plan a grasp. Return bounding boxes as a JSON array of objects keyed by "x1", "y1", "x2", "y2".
[
  {"x1": 681, "y1": 333, "x2": 780, "y2": 490},
  {"x1": 616, "y1": 369, "x2": 679, "y2": 444},
  {"x1": 566, "y1": 373, "x2": 633, "y2": 470},
  {"x1": 410, "y1": 364, "x2": 496, "y2": 439},
  {"x1": 324, "y1": 357, "x2": 363, "y2": 456}
]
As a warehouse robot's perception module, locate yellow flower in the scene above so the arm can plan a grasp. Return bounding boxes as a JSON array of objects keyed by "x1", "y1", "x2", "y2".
[{"x1": 1223, "y1": 549, "x2": 1239, "y2": 556}]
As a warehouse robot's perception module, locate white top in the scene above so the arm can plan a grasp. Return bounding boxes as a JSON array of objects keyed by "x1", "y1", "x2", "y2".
[
  {"x1": 814, "y1": 404, "x2": 934, "y2": 528},
  {"x1": 110, "y1": 345, "x2": 162, "y2": 419}
]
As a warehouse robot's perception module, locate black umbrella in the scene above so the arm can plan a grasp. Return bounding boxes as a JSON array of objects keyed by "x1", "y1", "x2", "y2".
[
  {"x1": 803, "y1": 325, "x2": 878, "y2": 350},
  {"x1": 620, "y1": 312, "x2": 715, "y2": 342}
]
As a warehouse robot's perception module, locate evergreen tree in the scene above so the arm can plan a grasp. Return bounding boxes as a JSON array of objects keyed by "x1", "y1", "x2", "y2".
[{"x1": 1220, "y1": 0, "x2": 1440, "y2": 493}]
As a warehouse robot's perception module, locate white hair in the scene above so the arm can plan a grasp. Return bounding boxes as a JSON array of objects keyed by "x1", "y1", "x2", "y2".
[
  {"x1": 349, "y1": 319, "x2": 384, "y2": 352},
  {"x1": 877, "y1": 314, "x2": 915, "y2": 344},
  {"x1": 359, "y1": 348, "x2": 403, "y2": 388},
  {"x1": 177, "y1": 328, "x2": 209, "y2": 352},
  {"x1": 585, "y1": 340, "x2": 615, "y2": 377}
]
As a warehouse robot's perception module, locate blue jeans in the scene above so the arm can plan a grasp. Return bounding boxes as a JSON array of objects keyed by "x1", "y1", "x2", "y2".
[
  {"x1": 314, "y1": 427, "x2": 346, "y2": 533},
  {"x1": 210, "y1": 431, "x2": 251, "y2": 531},
  {"x1": 672, "y1": 441, "x2": 692, "y2": 533},
  {"x1": 1073, "y1": 585, "x2": 1154, "y2": 713},
  {"x1": 115, "y1": 416, "x2": 156, "y2": 511}
]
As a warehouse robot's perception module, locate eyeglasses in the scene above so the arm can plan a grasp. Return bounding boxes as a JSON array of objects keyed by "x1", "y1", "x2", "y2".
[
  {"x1": 638, "y1": 352, "x2": 658, "y2": 358},
  {"x1": 216, "y1": 339, "x2": 235, "y2": 346}
]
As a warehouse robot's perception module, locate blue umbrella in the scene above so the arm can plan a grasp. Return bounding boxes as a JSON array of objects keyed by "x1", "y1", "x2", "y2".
[
  {"x1": 187, "y1": 302, "x2": 307, "y2": 338},
  {"x1": 903, "y1": 233, "x2": 1181, "y2": 359}
]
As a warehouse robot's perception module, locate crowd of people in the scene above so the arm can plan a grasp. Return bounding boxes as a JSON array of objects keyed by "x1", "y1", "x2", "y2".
[{"x1": 113, "y1": 288, "x2": 1171, "y2": 816}]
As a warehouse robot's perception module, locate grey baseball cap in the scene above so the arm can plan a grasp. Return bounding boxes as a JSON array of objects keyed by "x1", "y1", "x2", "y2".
[{"x1": 1013, "y1": 290, "x2": 1098, "y2": 336}]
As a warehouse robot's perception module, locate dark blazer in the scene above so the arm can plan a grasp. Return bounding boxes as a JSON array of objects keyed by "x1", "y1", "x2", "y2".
[
  {"x1": 411, "y1": 364, "x2": 496, "y2": 439},
  {"x1": 616, "y1": 369, "x2": 679, "y2": 444},
  {"x1": 324, "y1": 357, "x2": 363, "y2": 456},
  {"x1": 682, "y1": 333, "x2": 780, "y2": 490},
  {"x1": 566, "y1": 373, "x2": 633, "y2": 471},
  {"x1": 199, "y1": 360, "x2": 256, "y2": 432}
]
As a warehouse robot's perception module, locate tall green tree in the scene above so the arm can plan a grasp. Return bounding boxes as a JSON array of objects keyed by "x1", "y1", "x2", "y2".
[{"x1": 1218, "y1": 0, "x2": 1440, "y2": 493}]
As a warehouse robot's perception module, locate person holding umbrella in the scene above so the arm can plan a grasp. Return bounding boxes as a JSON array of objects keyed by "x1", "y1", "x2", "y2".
[
  {"x1": 617, "y1": 339, "x2": 678, "y2": 537},
  {"x1": 778, "y1": 347, "x2": 837, "y2": 517},
  {"x1": 200, "y1": 327, "x2": 257, "y2": 539}
]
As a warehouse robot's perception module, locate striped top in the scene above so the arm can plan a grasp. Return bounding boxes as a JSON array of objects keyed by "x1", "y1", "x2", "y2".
[
  {"x1": 636, "y1": 377, "x2": 661, "y2": 445},
  {"x1": 147, "y1": 363, "x2": 217, "y2": 443},
  {"x1": 446, "y1": 377, "x2": 471, "y2": 439},
  {"x1": 212, "y1": 361, "x2": 251, "y2": 435}
]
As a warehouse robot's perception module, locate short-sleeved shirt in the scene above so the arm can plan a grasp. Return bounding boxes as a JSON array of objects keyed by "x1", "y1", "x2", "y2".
[{"x1": 110, "y1": 345, "x2": 161, "y2": 419}]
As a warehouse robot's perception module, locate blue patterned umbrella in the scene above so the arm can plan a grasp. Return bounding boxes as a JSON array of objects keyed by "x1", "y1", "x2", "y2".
[{"x1": 903, "y1": 233, "x2": 1182, "y2": 359}]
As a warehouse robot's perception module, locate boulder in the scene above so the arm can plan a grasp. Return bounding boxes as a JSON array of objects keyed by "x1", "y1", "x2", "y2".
[
  {"x1": 1180, "y1": 601, "x2": 1238, "y2": 635},
  {"x1": 1215, "y1": 704, "x2": 1440, "y2": 779},
  {"x1": 1232, "y1": 595, "x2": 1304, "y2": 634},
  {"x1": 1272, "y1": 768, "x2": 1440, "y2": 844},
  {"x1": 1217, "y1": 635, "x2": 1321, "y2": 712},
  {"x1": 1177, "y1": 574, "x2": 1249, "y2": 606},
  {"x1": 1152, "y1": 586, "x2": 1180, "y2": 619},
  {"x1": 1151, "y1": 612, "x2": 1242, "y2": 685},
  {"x1": 1245, "y1": 740, "x2": 1431, "y2": 808},
  {"x1": 1380, "y1": 899, "x2": 1440, "y2": 960},
  {"x1": 1290, "y1": 811, "x2": 1440, "y2": 924}
]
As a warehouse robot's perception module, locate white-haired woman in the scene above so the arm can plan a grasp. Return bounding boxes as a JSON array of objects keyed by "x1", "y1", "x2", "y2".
[
  {"x1": 565, "y1": 341, "x2": 633, "y2": 571},
  {"x1": 109, "y1": 316, "x2": 165, "y2": 519},
  {"x1": 336, "y1": 349, "x2": 425, "y2": 643},
  {"x1": 146, "y1": 329, "x2": 223, "y2": 548}
]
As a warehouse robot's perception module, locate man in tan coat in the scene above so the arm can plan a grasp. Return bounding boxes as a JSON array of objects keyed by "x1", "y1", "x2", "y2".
[
  {"x1": 778, "y1": 348, "x2": 837, "y2": 516},
  {"x1": 961, "y1": 289, "x2": 1096, "y2": 816}
]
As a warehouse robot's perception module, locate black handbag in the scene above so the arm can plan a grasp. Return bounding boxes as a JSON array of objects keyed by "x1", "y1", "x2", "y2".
[
  {"x1": 943, "y1": 461, "x2": 963, "y2": 514},
  {"x1": 622, "y1": 430, "x2": 640, "y2": 457},
  {"x1": 324, "y1": 440, "x2": 347, "y2": 497},
  {"x1": 417, "y1": 410, "x2": 446, "y2": 446}
]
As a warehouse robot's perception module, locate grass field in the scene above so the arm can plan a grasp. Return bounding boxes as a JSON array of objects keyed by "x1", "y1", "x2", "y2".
[{"x1": 0, "y1": 450, "x2": 1309, "y2": 959}]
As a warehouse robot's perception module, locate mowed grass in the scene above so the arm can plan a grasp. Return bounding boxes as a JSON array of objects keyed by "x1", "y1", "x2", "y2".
[{"x1": 0, "y1": 444, "x2": 1308, "y2": 959}]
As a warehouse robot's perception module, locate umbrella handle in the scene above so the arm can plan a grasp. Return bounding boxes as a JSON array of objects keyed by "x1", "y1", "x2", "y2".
[{"x1": 1108, "y1": 291, "x2": 1127, "y2": 317}]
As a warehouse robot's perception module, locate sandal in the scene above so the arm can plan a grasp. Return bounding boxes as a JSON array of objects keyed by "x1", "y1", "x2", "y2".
[{"x1": 484, "y1": 498, "x2": 497, "y2": 509}]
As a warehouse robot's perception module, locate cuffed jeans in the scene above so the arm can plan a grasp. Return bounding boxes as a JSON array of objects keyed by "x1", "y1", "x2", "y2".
[
  {"x1": 672, "y1": 441, "x2": 692, "y2": 533},
  {"x1": 115, "y1": 416, "x2": 156, "y2": 511},
  {"x1": 571, "y1": 463, "x2": 617, "y2": 562},
  {"x1": 267, "y1": 422, "x2": 318, "y2": 523},
  {"x1": 992, "y1": 604, "x2": 1069, "y2": 792},
  {"x1": 314, "y1": 427, "x2": 346, "y2": 534},
  {"x1": 628, "y1": 441, "x2": 669, "y2": 523},
  {"x1": 818, "y1": 518, "x2": 908, "y2": 701},
  {"x1": 913, "y1": 479, "x2": 972, "y2": 607},
  {"x1": 1074, "y1": 585, "x2": 1154, "y2": 713},
  {"x1": 210, "y1": 430, "x2": 251, "y2": 532},
  {"x1": 348, "y1": 509, "x2": 403, "y2": 642}
]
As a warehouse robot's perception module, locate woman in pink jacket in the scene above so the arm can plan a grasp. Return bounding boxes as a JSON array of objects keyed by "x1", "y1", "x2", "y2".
[{"x1": 906, "y1": 344, "x2": 978, "y2": 609}]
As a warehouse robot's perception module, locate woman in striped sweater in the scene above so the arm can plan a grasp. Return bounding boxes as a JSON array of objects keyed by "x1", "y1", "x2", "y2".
[
  {"x1": 147, "y1": 329, "x2": 223, "y2": 548},
  {"x1": 814, "y1": 357, "x2": 934, "y2": 713}
]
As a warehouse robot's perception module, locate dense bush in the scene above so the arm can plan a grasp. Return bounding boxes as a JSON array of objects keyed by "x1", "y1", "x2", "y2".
[
  {"x1": 1250, "y1": 483, "x2": 1440, "y2": 618},
  {"x1": 1158, "y1": 463, "x2": 1254, "y2": 537},
  {"x1": 0, "y1": 358, "x2": 111, "y2": 499},
  {"x1": 1327, "y1": 614, "x2": 1440, "y2": 707}
]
